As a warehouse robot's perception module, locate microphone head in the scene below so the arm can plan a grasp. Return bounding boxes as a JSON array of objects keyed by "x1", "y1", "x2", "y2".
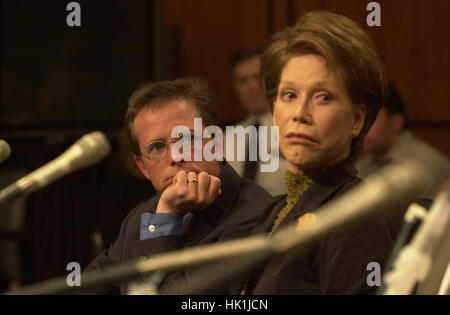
[
  {"x1": 68, "y1": 131, "x2": 111, "y2": 171},
  {"x1": 0, "y1": 140, "x2": 12, "y2": 163}
]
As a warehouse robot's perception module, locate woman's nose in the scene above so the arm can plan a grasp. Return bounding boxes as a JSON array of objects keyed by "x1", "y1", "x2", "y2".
[{"x1": 292, "y1": 99, "x2": 313, "y2": 124}]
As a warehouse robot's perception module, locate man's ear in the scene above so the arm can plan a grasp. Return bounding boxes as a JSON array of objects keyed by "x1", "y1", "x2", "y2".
[
  {"x1": 133, "y1": 155, "x2": 151, "y2": 181},
  {"x1": 353, "y1": 104, "x2": 367, "y2": 135}
]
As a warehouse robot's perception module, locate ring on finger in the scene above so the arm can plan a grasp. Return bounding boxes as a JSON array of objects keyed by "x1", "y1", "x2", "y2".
[{"x1": 188, "y1": 178, "x2": 198, "y2": 183}]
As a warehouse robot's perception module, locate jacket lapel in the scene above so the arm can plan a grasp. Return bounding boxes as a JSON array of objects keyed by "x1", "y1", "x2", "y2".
[
  {"x1": 182, "y1": 203, "x2": 226, "y2": 247},
  {"x1": 251, "y1": 196, "x2": 286, "y2": 236}
]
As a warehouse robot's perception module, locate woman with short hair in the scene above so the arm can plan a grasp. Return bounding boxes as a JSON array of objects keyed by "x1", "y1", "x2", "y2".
[{"x1": 235, "y1": 11, "x2": 393, "y2": 295}]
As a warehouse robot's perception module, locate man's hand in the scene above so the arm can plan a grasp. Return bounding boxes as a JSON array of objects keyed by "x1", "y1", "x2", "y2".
[{"x1": 156, "y1": 171, "x2": 222, "y2": 216}]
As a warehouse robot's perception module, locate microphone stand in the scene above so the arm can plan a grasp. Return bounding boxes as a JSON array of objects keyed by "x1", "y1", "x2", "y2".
[{"x1": 4, "y1": 161, "x2": 429, "y2": 295}]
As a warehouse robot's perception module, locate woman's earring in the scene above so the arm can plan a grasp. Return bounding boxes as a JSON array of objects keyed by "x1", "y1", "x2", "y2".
[{"x1": 352, "y1": 130, "x2": 359, "y2": 138}]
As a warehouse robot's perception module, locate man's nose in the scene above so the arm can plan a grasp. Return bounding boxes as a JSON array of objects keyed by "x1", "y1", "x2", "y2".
[{"x1": 168, "y1": 141, "x2": 184, "y2": 164}]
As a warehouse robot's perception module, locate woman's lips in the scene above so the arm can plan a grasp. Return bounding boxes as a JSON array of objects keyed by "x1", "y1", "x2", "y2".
[{"x1": 286, "y1": 132, "x2": 317, "y2": 145}]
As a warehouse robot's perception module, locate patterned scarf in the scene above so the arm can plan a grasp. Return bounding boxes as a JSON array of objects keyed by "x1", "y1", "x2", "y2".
[{"x1": 268, "y1": 169, "x2": 323, "y2": 236}]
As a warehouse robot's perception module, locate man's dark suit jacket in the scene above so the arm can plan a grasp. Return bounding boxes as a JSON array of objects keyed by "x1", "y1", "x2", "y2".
[
  {"x1": 230, "y1": 158, "x2": 394, "y2": 295},
  {"x1": 84, "y1": 161, "x2": 273, "y2": 294}
]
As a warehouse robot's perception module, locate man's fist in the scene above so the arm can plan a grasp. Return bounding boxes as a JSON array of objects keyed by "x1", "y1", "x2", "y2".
[{"x1": 156, "y1": 171, "x2": 221, "y2": 216}]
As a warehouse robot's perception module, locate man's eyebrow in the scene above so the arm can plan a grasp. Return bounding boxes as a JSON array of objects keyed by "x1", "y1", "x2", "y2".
[
  {"x1": 144, "y1": 129, "x2": 196, "y2": 146},
  {"x1": 144, "y1": 137, "x2": 165, "y2": 147}
]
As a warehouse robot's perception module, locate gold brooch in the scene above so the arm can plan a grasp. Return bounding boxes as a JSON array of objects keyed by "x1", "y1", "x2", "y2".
[{"x1": 295, "y1": 213, "x2": 317, "y2": 232}]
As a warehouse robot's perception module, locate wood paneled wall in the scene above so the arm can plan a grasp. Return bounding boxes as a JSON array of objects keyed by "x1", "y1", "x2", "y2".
[{"x1": 162, "y1": 0, "x2": 450, "y2": 156}]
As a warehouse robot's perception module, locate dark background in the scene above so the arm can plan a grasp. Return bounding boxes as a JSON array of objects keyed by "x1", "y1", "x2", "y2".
[
  {"x1": 0, "y1": 0, "x2": 449, "y2": 290},
  {"x1": 0, "y1": 0, "x2": 158, "y2": 288}
]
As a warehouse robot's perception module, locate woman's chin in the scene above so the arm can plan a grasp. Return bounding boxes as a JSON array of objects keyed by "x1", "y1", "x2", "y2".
[
  {"x1": 284, "y1": 146, "x2": 350, "y2": 172},
  {"x1": 286, "y1": 159, "x2": 314, "y2": 173},
  {"x1": 284, "y1": 151, "x2": 318, "y2": 172}
]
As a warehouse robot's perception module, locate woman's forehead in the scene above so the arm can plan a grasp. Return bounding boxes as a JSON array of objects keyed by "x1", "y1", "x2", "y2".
[{"x1": 279, "y1": 55, "x2": 345, "y2": 90}]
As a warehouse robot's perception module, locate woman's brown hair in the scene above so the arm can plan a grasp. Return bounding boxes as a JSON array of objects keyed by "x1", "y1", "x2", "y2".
[{"x1": 261, "y1": 11, "x2": 388, "y2": 159}]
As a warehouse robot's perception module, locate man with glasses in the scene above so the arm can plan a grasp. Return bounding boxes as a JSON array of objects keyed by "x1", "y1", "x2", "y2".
[{"x1": 84, "y1": 78, "x2": 273, "y2": 294}]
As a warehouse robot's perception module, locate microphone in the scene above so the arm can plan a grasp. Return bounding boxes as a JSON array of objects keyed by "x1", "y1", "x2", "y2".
[
  {"x1": 383, "y1": 184, "x2": 450, "y2": 295},
  {"x1": 0, "y1": 131, "x2": 111, "y2": 204},
  {"x1": 4, "y1": 160, "x2": 430, "y2": 295},
  {"x1": 379, "y1": 202, "x2": 429, "y2": 275},
  {"x1": 0, "y1": 140, "x2": 11, "y2": 164}
]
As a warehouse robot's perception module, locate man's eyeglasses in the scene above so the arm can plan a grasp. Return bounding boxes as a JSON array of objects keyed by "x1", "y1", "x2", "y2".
[{"x1": 140, "y1": 132, "x2": 199, "y2": 162}]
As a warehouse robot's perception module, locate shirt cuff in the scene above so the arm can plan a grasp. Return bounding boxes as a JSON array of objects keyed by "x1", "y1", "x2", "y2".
[{"x1": 140, "y1": 212, "x2": 184, "y2": 240}]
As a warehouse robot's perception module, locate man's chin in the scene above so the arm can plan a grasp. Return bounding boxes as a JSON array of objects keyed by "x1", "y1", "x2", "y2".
[{"x1": 161, "y1": 178, "x2": 174, "y2": 192}]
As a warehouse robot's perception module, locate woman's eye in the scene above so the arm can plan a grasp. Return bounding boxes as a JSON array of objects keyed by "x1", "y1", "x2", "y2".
[
  {"x1": 315, "y1": 94, "x2": 333, "y2": 104},
  {"x1": 280, "y1": 91, "x2": 297, "y2": 101}
]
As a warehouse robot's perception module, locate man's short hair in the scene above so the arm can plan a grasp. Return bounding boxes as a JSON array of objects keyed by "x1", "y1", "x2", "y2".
[
  {"x1": 385, "y1": 83, "x2": 406, "y2": 116},
  {"x1": 384, "y1": 83, "x2": 407, "y2": 130},
  {"x1": 125, "y1": 77, "x2": 219, "y2": 155},
  {"x1": 231, "y1": 47, "x2": 263, "y2": 70}
]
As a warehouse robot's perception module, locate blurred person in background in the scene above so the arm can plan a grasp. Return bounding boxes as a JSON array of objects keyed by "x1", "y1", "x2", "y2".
[
  {"x1": 227, "y1": 48, "x2": 287, "y2": 196},
  {"x1": 356, "y1": 83, "x2": 450, "y2": 199}
]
